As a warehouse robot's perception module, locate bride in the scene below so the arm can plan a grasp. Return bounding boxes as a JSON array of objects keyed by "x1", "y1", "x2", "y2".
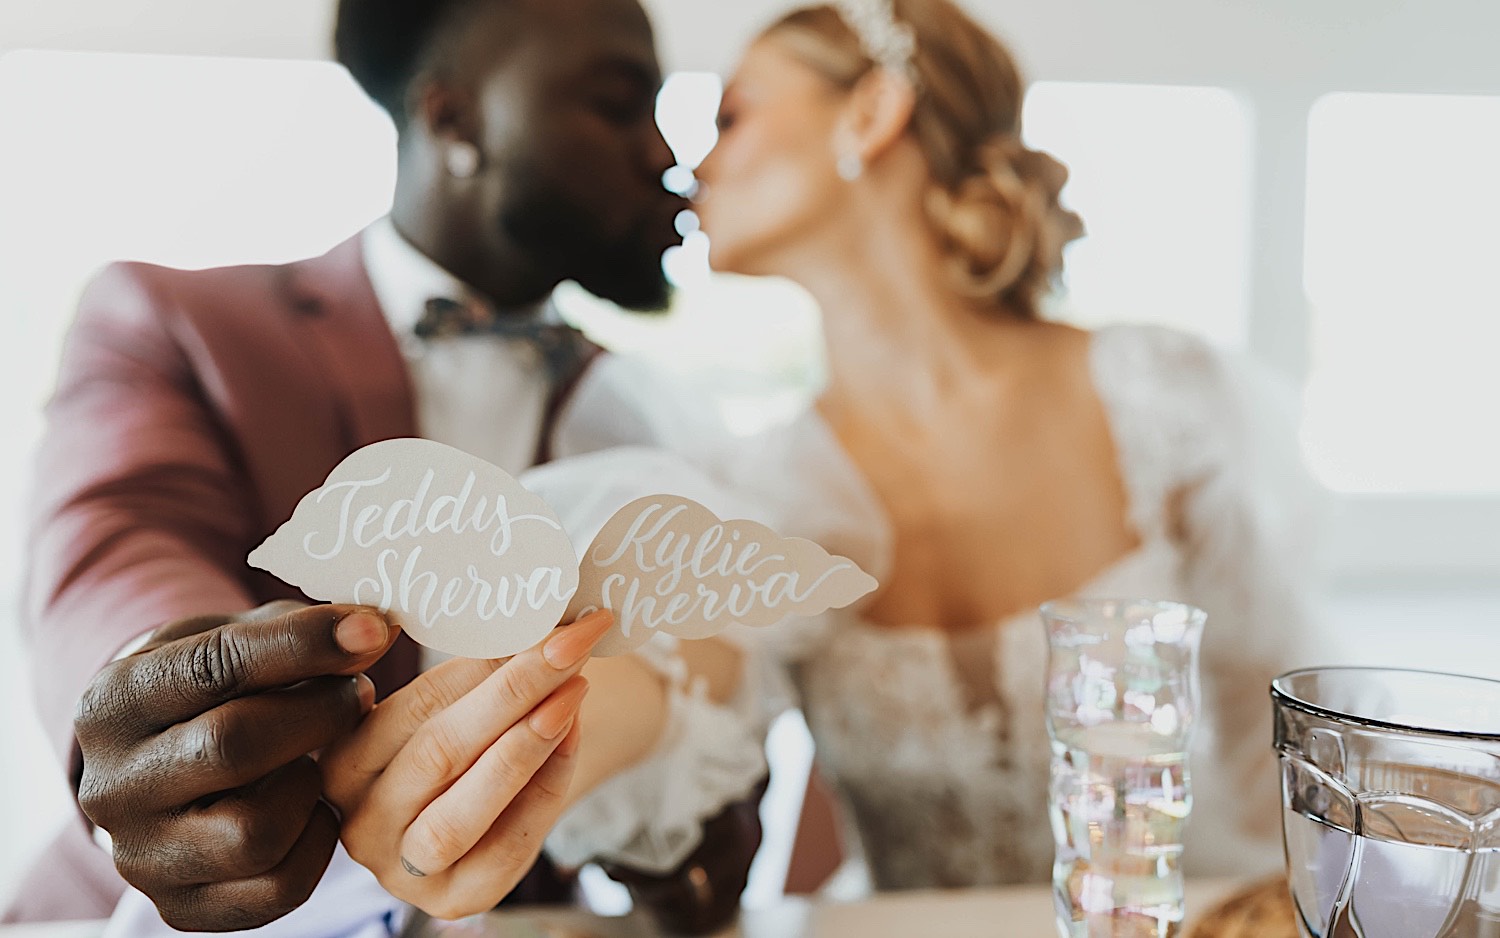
[
  {"x1": 642, "y1": 0, "x2": 1317, "y2": 889},
  {"x1": 328, "y1": 0, "x2": 1323, "y2": 908}
]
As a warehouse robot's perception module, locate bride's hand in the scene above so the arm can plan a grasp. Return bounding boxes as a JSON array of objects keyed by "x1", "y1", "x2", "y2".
[{"x1": 321, "y1": 610, "x2": 615, "y2": 919}]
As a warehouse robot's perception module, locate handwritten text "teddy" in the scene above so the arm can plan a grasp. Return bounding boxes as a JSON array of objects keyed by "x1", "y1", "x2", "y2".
[{"x1": 302, "y1": 467, "x2": 561, "y2": 561}]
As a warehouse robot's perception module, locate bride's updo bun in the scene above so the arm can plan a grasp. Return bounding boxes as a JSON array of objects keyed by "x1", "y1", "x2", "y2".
[{"x1": 766, "y1": 0, "x2": 1084, "y2": 318}]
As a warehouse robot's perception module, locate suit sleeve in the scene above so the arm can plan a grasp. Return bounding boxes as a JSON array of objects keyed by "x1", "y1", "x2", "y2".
[{"x1": 23, "y1": 263, "x2": 258, "y2": 769}]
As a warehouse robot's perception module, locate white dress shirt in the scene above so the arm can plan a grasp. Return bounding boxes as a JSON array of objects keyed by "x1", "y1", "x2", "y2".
[{"x1": 361, "y1": 215, "x2": 555, "y2": 479}]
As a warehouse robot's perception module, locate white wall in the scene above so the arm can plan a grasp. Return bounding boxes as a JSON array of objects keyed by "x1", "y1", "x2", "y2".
[
  {"x1": 0, "y1": 0, "x2": 336, "y2": 59},
  {"x1": 8, "y1": 0, "x2": 1500, "y2": 86},
  {"x1": 650, "y1": 0, "x2": 1500, "y2": 97}
]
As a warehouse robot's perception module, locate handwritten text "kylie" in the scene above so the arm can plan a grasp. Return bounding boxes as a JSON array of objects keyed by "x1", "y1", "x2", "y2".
[{"x1": 584, "y1": 503, "x2": 853, "y2": 638}]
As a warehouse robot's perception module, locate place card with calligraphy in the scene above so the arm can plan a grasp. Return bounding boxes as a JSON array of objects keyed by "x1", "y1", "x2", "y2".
[
  {"x1": 569, "y1": 495, "x2": 879, "y2": 657},
  {"x1": 249, "y1": 438, "x2": 580, "y2": 659}
]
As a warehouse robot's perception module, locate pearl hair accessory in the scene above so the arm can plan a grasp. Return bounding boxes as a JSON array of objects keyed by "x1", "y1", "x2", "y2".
[{"x1": 832, "y1": 0, "x2": 918, "y2": 81}]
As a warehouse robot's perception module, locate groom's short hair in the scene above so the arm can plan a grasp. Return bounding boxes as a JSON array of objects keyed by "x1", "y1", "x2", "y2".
[{"x1": 334, "y1": 0, "x2": 517, "y2": 128}]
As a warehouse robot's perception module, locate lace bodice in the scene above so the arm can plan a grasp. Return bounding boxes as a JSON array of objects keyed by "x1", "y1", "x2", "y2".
[
  {"x1": 527, "y1": 323, "x2": 1325, "y2": 888},
  {"x1": 799, "y1": 543, "x2": 1183, "y2": 889}
]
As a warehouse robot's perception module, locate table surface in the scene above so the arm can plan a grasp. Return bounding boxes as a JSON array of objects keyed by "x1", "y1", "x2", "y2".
[
  {"x1": 0, "y1": 881, "x2": 1244, "y2": 938},
  {"x1": 454, "y1": 880, "x2": 1243, "y2": 937}
]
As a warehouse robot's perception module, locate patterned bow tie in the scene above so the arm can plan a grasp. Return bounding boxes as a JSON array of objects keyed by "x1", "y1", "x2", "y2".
[{"x1": 415, "y1": 296, "x2": 590, "y2": 386}]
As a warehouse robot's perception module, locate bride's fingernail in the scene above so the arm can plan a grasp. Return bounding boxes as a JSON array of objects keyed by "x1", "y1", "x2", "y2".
[
  {"x1": 354, "y1": 673, "x2": 376, "y2": 714},
  {"x1": 556, "y1": 721, "x2": 582, "y2": 757},
  {"x1": 530, "y1": 677, "x2": 590, "y2": 739},
  {"x1": 542, "y1": 611, "x2": 615, "y2": 670}
]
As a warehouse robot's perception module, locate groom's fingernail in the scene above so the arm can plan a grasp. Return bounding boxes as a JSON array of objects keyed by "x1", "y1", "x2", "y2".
[
  {"x1": 530, "y1": 677, "x2": 590, "y2": 740},
  {"x1": 542, "y1": 610, "x2": 615, "y2": 670},
  {"x1": 335, "y1": 612, "x2": 389, "y2": 655}
]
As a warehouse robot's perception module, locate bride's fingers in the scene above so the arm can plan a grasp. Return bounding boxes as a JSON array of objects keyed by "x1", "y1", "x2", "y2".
[
  {"x1": 375, "y1": 611, "x2": 613, "y2": 817},
  {"x1": 321, "y1": 655, "x2": 505, "y2": 810},
  {"x1": 397, "y1": 677, "x2": 590, "y2": 877},
  {"x1": 447, "y1": 720, "x2": 584, "y2": 903},
  {"x1": 324, "y1": 610, "x2": 613, "y2": 811}
]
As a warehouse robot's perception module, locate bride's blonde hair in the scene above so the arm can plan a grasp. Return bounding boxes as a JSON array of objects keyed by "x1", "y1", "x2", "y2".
[{"x1": 764, "y1": 0, "x2": 1084, "y2": 319}]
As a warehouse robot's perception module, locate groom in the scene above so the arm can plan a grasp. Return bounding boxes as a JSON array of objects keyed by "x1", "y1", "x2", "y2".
[{"x1": 8, "y1": 0, "x2": 758, "y2": 930}]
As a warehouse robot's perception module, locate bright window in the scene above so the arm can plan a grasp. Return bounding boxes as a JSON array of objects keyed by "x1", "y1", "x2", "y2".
[
  {"x1": 0, "y1": 49, "x2": 397, "y2": 576},
  {"x1": 1023, "y1": 82, "x2": 1254, "y2": 348},
  {"x1": 1303, "y1": 92, "x2": 1500, "y2": 494}
]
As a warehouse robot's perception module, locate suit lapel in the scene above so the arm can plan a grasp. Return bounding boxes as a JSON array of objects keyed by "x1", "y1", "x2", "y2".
[
  {"x1": 282, "y1": 234, "x2": 418, "y2": 450},
  {"x1": 279, "y1": 234, "x2": 421, "y2": 696}
]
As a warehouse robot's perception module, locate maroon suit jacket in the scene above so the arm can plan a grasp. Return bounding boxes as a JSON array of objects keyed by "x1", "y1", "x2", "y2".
[{"x1": 7, "y1": 234, "x2": 561, "y2": 921}]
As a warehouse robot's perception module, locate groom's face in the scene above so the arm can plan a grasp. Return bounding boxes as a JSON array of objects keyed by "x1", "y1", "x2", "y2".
[{"x1": 465, "y1": 0, "x2": 686, "y2": 310}]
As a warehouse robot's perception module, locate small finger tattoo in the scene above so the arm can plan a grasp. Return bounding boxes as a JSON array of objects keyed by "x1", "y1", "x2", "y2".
[{"x1": 401, "y1": 856, "x2": 427, "y2": 878}]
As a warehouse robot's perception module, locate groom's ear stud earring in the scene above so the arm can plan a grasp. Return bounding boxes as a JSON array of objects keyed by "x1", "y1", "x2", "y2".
[
  {"x1": 447, "y1": 142, "x2": 481, "y2": 179},
  {"x1": 837, "y1": 152, "x2": 865, "y2": 182}
]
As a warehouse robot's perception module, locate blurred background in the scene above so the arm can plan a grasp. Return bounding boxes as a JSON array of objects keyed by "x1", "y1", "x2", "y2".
[{"x1": 2, "y1": 0, "x2": 1498, "y2": 911}]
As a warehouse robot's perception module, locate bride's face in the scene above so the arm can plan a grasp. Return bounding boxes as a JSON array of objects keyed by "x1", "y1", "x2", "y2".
[{"x1": 694, "y1": 39, "x2": 849, "y2": 277}]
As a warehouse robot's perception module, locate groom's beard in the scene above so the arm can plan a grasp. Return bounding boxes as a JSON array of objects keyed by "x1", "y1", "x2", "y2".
[{"x1": 499, "y1": 178, "x2": 675, "y2": 314}]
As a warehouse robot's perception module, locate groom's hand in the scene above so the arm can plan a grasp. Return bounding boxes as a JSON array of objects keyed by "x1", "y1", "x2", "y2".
[{"x1": 73, "y1": 601, "x2": 398, "y2": 931}]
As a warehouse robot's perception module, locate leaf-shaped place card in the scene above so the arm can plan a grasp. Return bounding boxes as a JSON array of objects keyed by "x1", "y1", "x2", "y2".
[
  {"x1": 568, "y1": 495, "x2": 879, "y2": 657},
  {"x1": 249, "y1": 438, "x2": 580, "y2": 659}
]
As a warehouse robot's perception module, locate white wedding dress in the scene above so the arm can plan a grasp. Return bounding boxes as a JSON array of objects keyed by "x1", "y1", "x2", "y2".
[{"x1": 531, "y1": 323, "x2": 1325, "y2": 889}]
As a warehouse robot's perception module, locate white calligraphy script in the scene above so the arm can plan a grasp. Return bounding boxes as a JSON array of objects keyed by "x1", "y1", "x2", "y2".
[
  {"x1": 571, "y1": 496, "x2": 879, "y2": 656},
  {"x1": 249, "y1": 438, "x2": 580, "y2": 659}
]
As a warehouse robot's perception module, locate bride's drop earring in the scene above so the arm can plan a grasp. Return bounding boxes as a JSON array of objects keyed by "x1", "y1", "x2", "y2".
[
  {"x1": 446, "y1": 142, "x2": 481, "y2": 179},
  {"x1": 837, "y1": 151, "x2": 864, "y2": 182}
]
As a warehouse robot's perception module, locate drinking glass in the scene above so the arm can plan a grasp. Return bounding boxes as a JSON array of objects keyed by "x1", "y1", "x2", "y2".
[
  {"x1": 1274, "y1": 667, "x2": 1500, "y2": 937},
  {"x1": 1042, "y1": 599, "x2": 1206, "y2": 938}
]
